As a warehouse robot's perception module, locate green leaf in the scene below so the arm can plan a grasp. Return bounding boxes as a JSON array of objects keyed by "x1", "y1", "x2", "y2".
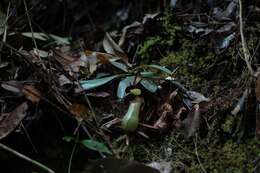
[
  {"x1": 117, "y1": 76, "x2": 135, "y2": 99},
  {"x1": 20, "y1": 32, "x2": 70, "y2": 45},
  {"x1": 109, "y1": 60, "x2": 129, "y2": 72},
  {"x1": 49, "y1": 34, "x2": 71, "y2": 45},
  {"x1": 80, "y1": 139, "x2": 112, "y2": 154},
  {"x1": 140, "y1": 79, "x2": 158, "y2": 93},
  {"x1": 80, "y1": 75, "x2": 119, "y2": 90},
  {"x1": 62, "y1": 136, "x2": 75, "y2": 142},
  {"x1": 140, "y1": 71, "x2": 156, "y2": 78},
  {"x1": 21, "y1": 32, "x2": 48, "y2": 41},
  {"x1": 146, "y1": 64, "x2": 172, "y2": 75}
]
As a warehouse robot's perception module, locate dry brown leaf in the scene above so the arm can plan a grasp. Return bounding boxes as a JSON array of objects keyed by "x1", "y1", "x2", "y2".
[
  {"x1": 0, "y1": 102, "x2": 28, "y2": 140},
  {"x1": 69, "y1": 103, "x2": 91, "y2": 120},
  {"x1": 103, "y1": 32, "x2": 129, "y2": 65},
  {"x1": 22, "y1": 85, "x2": 41, "y2": 103}
]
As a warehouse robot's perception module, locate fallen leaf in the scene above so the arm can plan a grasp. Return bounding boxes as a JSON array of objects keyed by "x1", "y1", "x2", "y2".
[
  {"x1": 0, "y1": 102, "x2": 28, "y2": 140},
  {"x1": 231, "y1": 89, "x2": 249, "y2": 115},
  {"x1": 1, "y1": 81, "x2": 23, "y2": 95},
  {"x1": 182, "y1": 104, "x2": 201, "y2": 138},
  {"x1": 187, "y1": 91, "x2": 210, "y2": 103},
  {"x1": 103, "y1": 32, "x2": 129, "y2": 65},
  {"x1": 69, "y1": 103, "x2": 91, "y2": 120},
  {"x1": 22, "y1": 85, "x2": 41, "y2": 103},
  {"x1": 58, "y1": 75, "x2": 72, "y2": 86}
]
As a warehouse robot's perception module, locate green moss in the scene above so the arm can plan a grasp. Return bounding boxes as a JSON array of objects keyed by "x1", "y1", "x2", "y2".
[
  {"x1": 131, "y1": 7, "x2": 260, "y2": 173},
  {"x1": 137, "y1": 36, "x2": 163, "y2": 59},
  {"x1": 222, "y1": 115, "x2": 235, "y2": 133}
]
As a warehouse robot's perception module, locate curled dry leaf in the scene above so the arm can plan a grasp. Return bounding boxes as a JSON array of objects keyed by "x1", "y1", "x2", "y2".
[
  {"x1": 0, "y1": 102, "x2": 28, "y2": 140},
  {"x1": 188, "y1": 91, "x2": 210, "y2": 104},
  {"x1": 103, "y1": 32, "x2": 129, "y2": 65}
]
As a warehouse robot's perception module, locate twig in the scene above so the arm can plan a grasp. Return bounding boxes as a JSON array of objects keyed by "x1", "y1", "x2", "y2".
[
  {"x1": 0, "y1": 143, "x2": 55, "y2": 173},
  {"x1": 0, "y1": 2, "x2": 10, "y2": 63},
  {"x1": 23, "y1": 0, "x2": 46, "y2": 70},
  {"x1": 67, "y1": 133, "x2": 78, "y2": 173},
  {"x1": 21, "y1": 122, "x2": 38, "y2": 153},
  {"x1": 194, "y1": 134, "x2": 207, "y2": 173},
  {"x1": 238, "y1": 0, "x2": 255, "y2": 76}
]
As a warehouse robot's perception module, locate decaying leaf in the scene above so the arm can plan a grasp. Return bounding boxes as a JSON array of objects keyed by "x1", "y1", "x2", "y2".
[
  {"x1": 1, "y1": 81, "x2": 23, "y2": 95},
  {"x1": 231, "y1": 89, "x2": 249, "y2": 115},
  {"x1": 22, "y1": 85, "x2": 41, "y2": 103},
  {"x1": 119, "y1": 21, "x2": 143, "y2": 47},
  {"x1": 188, "y1": 91, "x2": 210, "y2": 104},
  {"x1": 216, "y1": 32, "x2": 235, "y2": 50},
  {"x1": 103, "y1": 32, "x2": 129, "y2": 65},
  {"x1": 182, "y1": 104, "x2": 201, "y2": 138},
  {"x1": 0, "y1": 102, "x2": 28, "y2": 140},
  {"x1": 1, "y1": 82, "x2": 41, "y2": 103},
  {"x1": 58, "y1": 74, "x2": 73, "y2": 86},
  {"x1": 69, "y1": 103, "x2": 91, "y2": 120}
]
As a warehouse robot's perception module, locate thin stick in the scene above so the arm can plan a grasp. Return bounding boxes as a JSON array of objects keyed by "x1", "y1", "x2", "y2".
[
  {"x1": 0, "y1": 143, "x2": 55, "y2": 173},
  {"x1": 23, "y1": 0, "x2": 46, "y2": 70},
  {"x1": 194, "y1": 134, "x2": 207, "y2": 173},
  {"x1": 0, "y1": 2, "x2": 10, "y2": 63},
  {"x1": 239, "y1": 0, "x2": 255, "y2": 76},
  {"x1": 67, "y1": 133, "x2": 78, "y2": 173}
]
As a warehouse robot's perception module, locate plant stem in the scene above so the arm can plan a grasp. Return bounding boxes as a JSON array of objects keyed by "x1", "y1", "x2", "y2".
[{"x1": 0, "y1": 143, "x2": 55, "y2": 173}]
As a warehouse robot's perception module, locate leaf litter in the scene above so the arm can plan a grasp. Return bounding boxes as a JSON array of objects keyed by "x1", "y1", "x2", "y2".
[{"x1": 0, "y1": 1, "x2": 259, "y2": 173}]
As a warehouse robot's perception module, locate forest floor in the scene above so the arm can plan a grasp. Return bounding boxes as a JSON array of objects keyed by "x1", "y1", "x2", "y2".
[{"x1": 0, "y1": 1, "x2": 260, "y2": 173}]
